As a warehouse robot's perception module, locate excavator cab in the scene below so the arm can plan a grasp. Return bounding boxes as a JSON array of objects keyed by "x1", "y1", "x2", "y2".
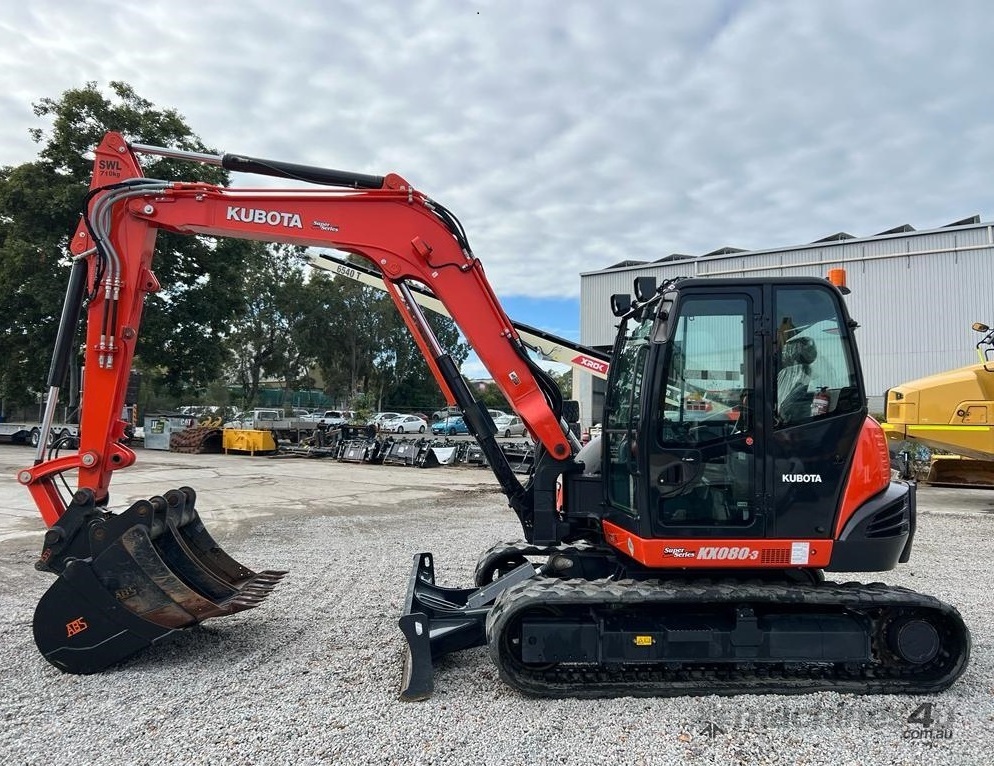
[{"x1": 603, "y1": 277, "x2": 868, "y2": 552}]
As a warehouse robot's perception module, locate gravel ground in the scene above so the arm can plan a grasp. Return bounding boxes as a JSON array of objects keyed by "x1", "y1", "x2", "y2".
[{"x1": 0, "y1": 457, "x2": 991, "y2": 765}]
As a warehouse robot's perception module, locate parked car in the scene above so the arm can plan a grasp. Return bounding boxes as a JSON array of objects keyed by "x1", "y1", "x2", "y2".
[
  {"x1": 430, "y1": 406, "x2": 507, "y2": 422},
  {"x1": 368, "y1": 412, "x2": 403, "y2": 429},
  {"x1": 302, "y1": 410, "x2": 354, "y2": 425},
  {"x1": 493, "y1": 414, "x2": 525, "y2": 438},
  {"x1": 432, "y1": 406, "x2": 461, "y2": 422},
  {"x1": 431, "y1": 416, "x2": 469, "y2": 436},
  {"x1": 380, "y1": 414, "x2": 428, "y2": 434}
]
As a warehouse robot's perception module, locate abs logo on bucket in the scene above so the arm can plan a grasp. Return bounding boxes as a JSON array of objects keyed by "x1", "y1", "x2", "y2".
[{"x1": 66, "y1": 617, "x2": 88, "y2": 638}]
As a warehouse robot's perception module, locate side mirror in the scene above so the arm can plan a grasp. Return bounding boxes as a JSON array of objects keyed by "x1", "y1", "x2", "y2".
[
  {"x1": 634, "y1": 276, "x2": 657, "y2": 302},
  {"x1": 611, "y1": 293, "x2": 632, "y2": 317}
]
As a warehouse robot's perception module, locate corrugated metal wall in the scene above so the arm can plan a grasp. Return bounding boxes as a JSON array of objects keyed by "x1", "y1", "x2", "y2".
[{"x1": 579, "y1": 223, "x2": 994, "y2": 421}]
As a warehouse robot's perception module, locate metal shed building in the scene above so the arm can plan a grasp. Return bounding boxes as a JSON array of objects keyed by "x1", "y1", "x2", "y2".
[{"x1": 576, "y1": 216, "x2": 993, "y2": 429}]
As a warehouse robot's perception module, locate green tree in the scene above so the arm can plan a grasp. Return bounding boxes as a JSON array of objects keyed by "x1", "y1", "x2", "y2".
[
  {"x1": 473, "y1": 381, "x2": 510, "y2": 411},
  {"x1": 551, "y1": 369, "x2": 573, "y2": 398},
  {"x1": 228, "y1": 244, "x2": 313, "y2": 409},
  {"x1": 0, "y1": 81, "x2": 250, "y2": 411},
  {"x1": 0, "y1": 160, "x2": 79, "y2": 411},
  {"x1": 297, "y1": 261, "x2": 470, "y2": 411},
  {"x1": 297, "y1": 271, "x2": 383, "y2": 405},
  {"x1": 377, "y1": 310, "x2": 469, "y2": 412}
]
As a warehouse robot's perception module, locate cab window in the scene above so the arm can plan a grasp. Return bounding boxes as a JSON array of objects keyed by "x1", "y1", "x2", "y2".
[{"x1": 774, "y1": 287, "x2": 860, "y2": 427}]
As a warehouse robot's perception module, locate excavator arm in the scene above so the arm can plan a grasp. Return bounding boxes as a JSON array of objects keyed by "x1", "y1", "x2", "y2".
[
  {"x1": 18, "y1": 133, "x2": 580, "y2": 688},
  {"x1": 20, "y1": 132, "x2": 574, "y2": 527}
]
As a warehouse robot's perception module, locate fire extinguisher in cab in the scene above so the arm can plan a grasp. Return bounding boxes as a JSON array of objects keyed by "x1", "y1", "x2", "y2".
[{"x1": 811, "y1": 387, "x2": 829, "y2": 417}]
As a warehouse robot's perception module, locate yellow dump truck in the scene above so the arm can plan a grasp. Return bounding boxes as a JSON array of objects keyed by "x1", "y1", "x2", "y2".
[{"x1": 882, "y1": 322, "x2": 994, "y2": 486}]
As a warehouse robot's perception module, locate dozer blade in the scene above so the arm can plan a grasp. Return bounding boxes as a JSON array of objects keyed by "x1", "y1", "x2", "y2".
[
  {"x1": 397, "y1": 551, "x2": 536, "y2": 701},
  {"x1": 32, "y1": 486, "x2": 286, "y2": 674}
]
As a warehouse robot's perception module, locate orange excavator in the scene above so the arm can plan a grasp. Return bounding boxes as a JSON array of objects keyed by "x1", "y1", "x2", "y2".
[{"x1": 19, "y1": 133, "x2": 970, "y2": 699}]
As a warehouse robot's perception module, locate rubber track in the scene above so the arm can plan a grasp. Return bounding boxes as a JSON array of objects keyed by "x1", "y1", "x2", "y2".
[
  {"x1": 474, "y1": 540, "x2": 566, "y2": 585},
  {"x1": 486, "y1": 577, "x2": 971, "y2": 698}
]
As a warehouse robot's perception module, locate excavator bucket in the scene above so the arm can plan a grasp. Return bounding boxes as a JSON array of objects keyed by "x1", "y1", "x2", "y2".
[
  {"x1": 32, "y1": 486, "x2": 286, "y2": 674},
  {"x1": 926, "y1": 454, "x2": 994, "y2": 488}
]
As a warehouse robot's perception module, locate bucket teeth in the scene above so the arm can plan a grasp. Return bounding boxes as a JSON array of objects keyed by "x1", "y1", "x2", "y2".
[
  {"x1": 240, "y1": 587, "x2": 274, "y2": 598},
  {"x1": 251, "y1": 571, "x2": 289, "y2": 583},
  {"x1": 232, "y1": 590, "x2": 270, "y2": 602},
  {"x1": 227, "y1": 599, "x2": 262, "y2": 610}
]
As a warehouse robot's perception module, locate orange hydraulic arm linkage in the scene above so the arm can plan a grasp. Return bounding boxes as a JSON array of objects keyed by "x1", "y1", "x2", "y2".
[{"x1": 19, "y1": 133, "x2": 576, "y2": 534}]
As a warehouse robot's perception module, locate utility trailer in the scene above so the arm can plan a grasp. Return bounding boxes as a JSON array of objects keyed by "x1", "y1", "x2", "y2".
[
  {"x1": 225, "y1": 409, "x2": 319, "y2": 438},
  {"x1": 222, "y1": 408, "x2": 324, "y2": 454},
  {"x1": 0, "y1": 421, "x2": 79, "y2": 448}
]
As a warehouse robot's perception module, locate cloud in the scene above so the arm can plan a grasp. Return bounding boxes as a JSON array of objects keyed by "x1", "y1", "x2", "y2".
[{"x1": 1, "y1": 0, "x2": 993, "y2": 307}]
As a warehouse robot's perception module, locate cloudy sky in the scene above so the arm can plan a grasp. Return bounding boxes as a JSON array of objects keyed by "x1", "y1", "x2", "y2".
[{"x1": 1, "y1": 1, "x2": 992, "y2": 375}]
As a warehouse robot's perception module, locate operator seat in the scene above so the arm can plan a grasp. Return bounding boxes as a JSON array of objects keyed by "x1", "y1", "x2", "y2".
[{"x1": 777, "y1": 336, "x2": 817, "y2": 424}]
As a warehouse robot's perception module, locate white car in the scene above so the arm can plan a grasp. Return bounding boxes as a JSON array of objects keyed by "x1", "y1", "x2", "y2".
[
  {"x1": 493, "y1": 414, "x2": 526, "y2": 438},
  {"x1": 302, "y1": 410, "x2": 354, "y2": 425},
  {"x1": 368, "y1": 412, "x2": 403, "y2": 429},
  {"x1": 380, "y1": 414, "x2": 428, "y2": 434}
]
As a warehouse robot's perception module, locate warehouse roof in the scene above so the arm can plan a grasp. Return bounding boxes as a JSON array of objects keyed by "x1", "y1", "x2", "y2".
[{"x1": 583, "y1": 215, "x2": 987, "y2": 277}]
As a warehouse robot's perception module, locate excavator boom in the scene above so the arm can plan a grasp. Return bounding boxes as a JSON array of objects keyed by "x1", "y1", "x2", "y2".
[
  {"x1": 21, "y1": 132, "x2": 572, "y2": 525},
  {"x1": 19, "y1": 133, "x2": 576, "y2": 679}
]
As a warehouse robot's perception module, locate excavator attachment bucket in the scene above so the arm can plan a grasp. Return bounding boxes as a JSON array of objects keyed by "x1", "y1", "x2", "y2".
[
  {"x1": 926, "y1": 454, "x2": 994, "y2": 488},
  {"x1": 32, "y1": 486, "x2": 286, "y2": 674}
]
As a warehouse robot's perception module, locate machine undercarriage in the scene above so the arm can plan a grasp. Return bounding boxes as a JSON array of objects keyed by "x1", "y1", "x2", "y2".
[{"x1": 399, "y1": 541, "x2": 970, "y2": 699}]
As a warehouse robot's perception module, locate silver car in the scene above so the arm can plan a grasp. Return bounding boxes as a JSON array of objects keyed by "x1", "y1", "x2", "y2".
[
  {"x1": 381, "y1": 414, "x2": 428, "y2": 434},
  {"x1": 493, "y1": 414, "x2": 526, "y2": 438}
]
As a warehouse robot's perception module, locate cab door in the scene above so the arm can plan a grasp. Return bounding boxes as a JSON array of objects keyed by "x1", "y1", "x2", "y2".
[
  {"x1": 645, "y1": 289, "x2": 766, "y2": 539},
  {"x1": 768, "y1": 283, "x2": 866, "y2": 538}
]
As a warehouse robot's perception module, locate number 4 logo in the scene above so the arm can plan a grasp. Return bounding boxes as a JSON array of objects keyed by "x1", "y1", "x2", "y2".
[{"x1": 908, "y1": 703, "x2": 935, "y2": 728}]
